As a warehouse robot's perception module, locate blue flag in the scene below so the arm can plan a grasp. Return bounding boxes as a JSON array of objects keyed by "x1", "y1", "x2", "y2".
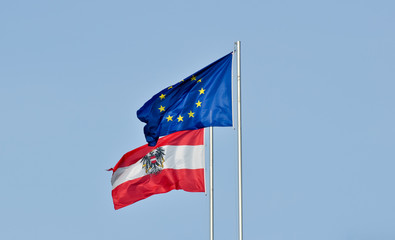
[{"x1": 137, "y1": 52, "x2": 233, "y2": 146}]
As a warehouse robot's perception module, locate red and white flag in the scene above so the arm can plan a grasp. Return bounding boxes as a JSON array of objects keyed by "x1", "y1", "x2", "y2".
[{"x1": 110, "y1": 129, "x2": 205, "y2": 210}]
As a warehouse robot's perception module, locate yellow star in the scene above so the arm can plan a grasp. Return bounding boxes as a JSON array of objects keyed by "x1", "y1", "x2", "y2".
[
  {"x1": 168, "y1": 86, "x2": 173, "y2": 89},
  {"x1": 159, "y1": 94, "x2": 166, "y2": 100},
  {"x1": 199, "y1": 88, "x2": 205, "y2": 95},
  {"x1": 191, "y1": 76, "x2": 196, "y2": 81},
  {"x1": 177, "y1": 115, "x2": 183, "y2": 122},
  {"x1": 158, "y1": 105, "x2": 165, "y2": 112},
  {"x1": 197, "y1": 79, "x2": 202, "y2": 83},
  {"x1": 166, "y1": 115, "x2": 173, "y2": 122},
  {"x1": 188, "y1": 111, "x2": 195, "y2": 118},
  {"x1": 196, "y1": 100, "x2": 202, "y2": 107}
]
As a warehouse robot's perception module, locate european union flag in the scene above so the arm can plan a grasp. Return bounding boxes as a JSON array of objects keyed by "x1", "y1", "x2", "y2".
[{"x1": 137, "y1": 52, "x2": 233, "y2": 146}]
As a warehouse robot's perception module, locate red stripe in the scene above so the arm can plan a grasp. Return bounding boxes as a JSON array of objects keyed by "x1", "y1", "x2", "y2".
[
  {"x1": 112, "y1": 129, "x2": 204, "y2": 171},
  {"x1": 112, "y1": 168, "x2": 205, "y2": 210}
]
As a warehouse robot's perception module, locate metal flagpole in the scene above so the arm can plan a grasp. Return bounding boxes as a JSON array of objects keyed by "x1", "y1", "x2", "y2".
[
  {"x1": 209, "y1": 126, "x2": 214, "y2": 240},
  {"x1": 235, "y1": 41, "x2": 243, "y2": 240}
]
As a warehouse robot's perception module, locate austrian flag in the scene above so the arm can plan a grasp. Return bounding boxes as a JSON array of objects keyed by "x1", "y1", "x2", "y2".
[{"x1": 110, "y1": 129, "x2": 205, "y2": 210}]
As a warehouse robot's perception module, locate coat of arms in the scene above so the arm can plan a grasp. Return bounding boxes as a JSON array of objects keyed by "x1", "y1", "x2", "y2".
[{"x1": 140, "y1": 147, "x2": 165, "y2": 175}]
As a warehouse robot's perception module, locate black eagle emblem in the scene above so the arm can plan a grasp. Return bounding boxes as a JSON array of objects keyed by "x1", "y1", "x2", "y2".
[{"x1": 140, "y1": 147, "x2": 165, "y2": 174}]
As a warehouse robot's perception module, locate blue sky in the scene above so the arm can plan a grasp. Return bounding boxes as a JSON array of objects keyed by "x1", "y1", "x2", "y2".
[{"x1": 1, "y1": 0, "x2": 394, "y2": 239}]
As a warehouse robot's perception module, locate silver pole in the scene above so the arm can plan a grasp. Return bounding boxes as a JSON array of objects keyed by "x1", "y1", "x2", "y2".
[
  {"x1": 209, "y1": 126, "x2": 214, "y2": 240},
  {"x1": 236, "y1": 41, "x2": 243, "y2": 240}
]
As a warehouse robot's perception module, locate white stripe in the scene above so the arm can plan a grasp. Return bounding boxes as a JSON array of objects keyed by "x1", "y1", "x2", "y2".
[{"x1": 111, "y1": 145, "x2": 205, "y2": 190}]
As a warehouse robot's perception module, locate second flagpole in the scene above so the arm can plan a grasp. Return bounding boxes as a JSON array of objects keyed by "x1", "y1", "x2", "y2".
[{"x1": 209, "y1": 126, "x2": 214, "y2": 240}]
